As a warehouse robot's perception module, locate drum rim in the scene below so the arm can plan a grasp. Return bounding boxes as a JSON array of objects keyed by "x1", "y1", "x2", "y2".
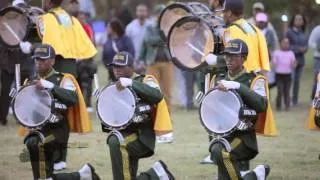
[
  {"x1": 0, "y1": 6, "x2": 31, "y2": 48},
  {"x1": 96, "y1": 84, "x2": 136, "y2": 130},
  {"x1": 199, "y1": 89, "x2": 244, "y2": 136},
  {"x1": 12, "y1": 84, "x2": 54, "y2": 129},
  {"x1": 158, "y1": 2, "x2": 206, "y2": 40},
  {"x1": 168, "y1": 15, "x2": 214, "y2": 71}
]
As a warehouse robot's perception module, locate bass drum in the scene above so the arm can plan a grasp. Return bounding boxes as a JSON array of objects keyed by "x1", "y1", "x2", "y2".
[
  {"x1": 168, "y1": 14, "x2": 224, "y2": 71},
  {"x1": 158, "y1": 2, "x2": 210, "y2": 40},
  {"x1": 0, "y1": 5, "x2": 43, "y2": 48}
]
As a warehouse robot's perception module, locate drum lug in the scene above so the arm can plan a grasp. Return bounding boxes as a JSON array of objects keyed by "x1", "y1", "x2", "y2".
[
  {"x1": 49, "y1": 115, "x2": 59, "y2": 123},
  {"x1": 236, "y1": 121, "x2": 249, "y2": 131},
  {"x1": 195, "y1": 91, "x2": 204, "y2": 105},
  {"x1": 209, "y1": 137, "x2": 232, "y2": 152}
]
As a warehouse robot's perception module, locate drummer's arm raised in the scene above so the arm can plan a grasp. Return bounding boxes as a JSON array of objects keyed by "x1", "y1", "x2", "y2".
[
  {"x1": 132, "y1": 78, "x2": 163, "y2": 104},
  {"x1": 236, "y1": 78, "x2": 268, "y2": 113}
]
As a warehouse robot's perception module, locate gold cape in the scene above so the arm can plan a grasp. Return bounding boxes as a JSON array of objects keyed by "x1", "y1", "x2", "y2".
[
  {"x1": 251, "y1": 75, "x2": 278, "y2": 136},
  {"x1": 18, "y1": 73, "x2": 92, "y2": 136},
  {"x1": 143, "y1": 75, "x2": 173, "y2": 134},
  {"x1": 38, "y1": 7, "x2": 97, "y2": 59}
]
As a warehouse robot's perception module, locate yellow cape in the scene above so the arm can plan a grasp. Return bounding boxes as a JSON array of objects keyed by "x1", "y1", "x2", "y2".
[
  {"x1": 143, "y1": 75, "x2": 173, "y2": 135},
  {"x1": 307, "y1": 107, "x2": 319, "y2": 130},
  {"x1": 18, "y1": 73, "x2": 92, "y2": 136},
  {"x1": 251, "y1": 75, "x2": 278, "y2": 136},
  {"x1": 38, "y1": 7, "x2": 97, "y2": 59}
]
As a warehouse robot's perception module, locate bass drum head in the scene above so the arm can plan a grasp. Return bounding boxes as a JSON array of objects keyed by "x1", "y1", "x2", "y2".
[
  {"x1": 97, "y1": 85, "x2": 136, "y2": 129},
  {"x1": 13, "y1": 85, "x2": 52, "y2": 128},
  {"x1": 168, "y1": 16, "x2": 215, "y2": 71},
  {"x1": 0, "y1": 7, "x2": 29, "y2": 47},
  {"x1": 159, "y1": 3, "x2": 192, "y2": 40},
  {"x1": 200, "y1": 90, "x2": 241, "y2": 134}
]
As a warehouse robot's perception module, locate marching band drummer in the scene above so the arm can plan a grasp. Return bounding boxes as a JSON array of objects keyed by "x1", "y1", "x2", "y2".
[
  {"x1": 209, "y1": 39, "x2": 274, "y2": 180},
  {"x1": 15, "y1": 0, "x2": 96, "y2": 170},
  {"x1": 104, "y1": 51, "x2": 175, "y2": 180},
  {"x1": 22, "y1": 44, "x2": 99, "y2": 180}
]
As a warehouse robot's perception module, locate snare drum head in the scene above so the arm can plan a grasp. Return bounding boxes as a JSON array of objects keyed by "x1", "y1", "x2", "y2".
[
  {"x1": 0, "y1": 7, "x2": 29, "y2": 47},
  {"x1": 168, "y1": 16, "x2": 215, "y2": 70},
  {"x1": 159, "y1": 2, "x2": 210, "y2": 40},
  {"x1": 13, "y1": 85, "x2": 52, "y2": 128},
  {"x1": 97, "y1": 85, "x2": 136, "y2": 128},
  {"x1": 200, "y1": 90, "x2": 241, "y2": 134}
]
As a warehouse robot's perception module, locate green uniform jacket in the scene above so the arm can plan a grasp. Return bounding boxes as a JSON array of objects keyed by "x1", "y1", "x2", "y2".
[
  {"x1": 215, "y1": 70, "x2": 268, "y2": 158},
  {"x1": 32, "y1": 70, "x2": 78, "y2": 143},
  {"x1": 102, "y1": 74, "x2": 163, "y2": 156}
]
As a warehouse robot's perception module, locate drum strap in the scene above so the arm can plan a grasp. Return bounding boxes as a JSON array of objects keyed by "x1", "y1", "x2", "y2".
[{"x1": 48, "y1": 11, "x2": 74, "y2": 25}]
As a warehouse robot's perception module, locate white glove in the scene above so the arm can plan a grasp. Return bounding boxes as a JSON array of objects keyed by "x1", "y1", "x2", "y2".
[
  {"x1": 12, "y1": 0, "x2": 25, "y2": 6},
  {"x1": 19, "y1": 41, "x2": 32, "y2": 54},
  {"x1": 205, "y1": 53, "x2": 217, "y2": 66},
  {"x1": 40, "y1": 79, "x2": 54, "y2": 89},
  {"x1": 119, "y1": 78, "x2": 133, "y2": 87},
  {"x1": 219, "y1": 80, "x2": 240, "y2": 90}
]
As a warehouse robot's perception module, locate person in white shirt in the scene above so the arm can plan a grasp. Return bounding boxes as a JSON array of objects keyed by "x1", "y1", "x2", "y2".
[{"x1": 125, "y1": 4, "x2": 151, "y2": 60}]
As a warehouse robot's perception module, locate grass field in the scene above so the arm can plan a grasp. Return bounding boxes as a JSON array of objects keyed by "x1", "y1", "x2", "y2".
[{"x1": 0, "y1": 50, "x2": 319, "y2": 180}]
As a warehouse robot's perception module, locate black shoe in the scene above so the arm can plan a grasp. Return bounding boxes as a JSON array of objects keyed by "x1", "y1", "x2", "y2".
[
  {"x1": 87, "y1": 163, "x2": 101, "y2": 180},
  {"x1": 264, "y1": 164, "x2": 271, "y2": 178},
  {"x1": 158, "y1": 160, "x2": 175, "y2": 180}
]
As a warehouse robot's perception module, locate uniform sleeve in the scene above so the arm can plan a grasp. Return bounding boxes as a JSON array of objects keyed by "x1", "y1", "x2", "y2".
[
  {"x1": 236, "y1": 77, "x2": 267, "y2": 113},
  {"x1": 132, "y1": 77, "x2": 163, "y2": 105},
  {"x1": 315, "y1": 73, "x2": 320, "y2": 98},
  {"x1": 37, "y1": 16, "x2": 44, "y2": 38},
  {"x1": 51, "y1": 77, "x2": 78, "y2": 106}
]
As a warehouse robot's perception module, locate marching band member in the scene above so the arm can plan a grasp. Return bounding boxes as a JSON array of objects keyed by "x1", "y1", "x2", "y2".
[
  {"x1": 22, "y1": 44, "x2": 98, "y2": 180},
  {"x1": 308, "y1": 72, "x2": 320, "y2": 131},
  {"x1": 104, "y1": 51, "x2": 174, "y2": 180},
  {"x1": 16, "y1": 0, "x2": 96, "y2": 170},
  {"x1": 209, "y1": 39, "x2": 274, "y2": 180}
]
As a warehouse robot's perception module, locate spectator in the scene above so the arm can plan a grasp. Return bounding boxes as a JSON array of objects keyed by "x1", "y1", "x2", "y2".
[
  {"x1": 308, "y1": 25, "x2": 320, "y2": 99},
  {"x1": 76, "y1": 11, "x2": 97, "y2": 112},
  {"x1": 255, "y1": 12, "x2": 276, "y2": 88},
  {"x1": 272, "y1": 37, "x2": 296, "y2": 111},
  {"x1": 139, "y1": 4, "x2": 173, "y2": 110},
  {"x1": 286, "y1": 13, "x2": 308, "y2": 106},
  {"x1": 126, "y1": 4, "x2": 151, "y2": 60},
  {"x1": 102, "y1": 18, "x2": 135, "y2": 81},
  {"x1": 247, "y1": 2, "x2": 279, "y2": 49},
  {"x1": 117, "y1": 0, "x2": 133, "y2": 27}
]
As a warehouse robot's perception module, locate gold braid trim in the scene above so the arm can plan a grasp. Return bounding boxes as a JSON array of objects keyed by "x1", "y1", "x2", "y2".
[
  {"x1": 38, "y1": 143, "x2": 46, "y2": 179},
  {"x1": 222, "y1": 151, "x2": 239, "y2": 180},
  {"x1": 120, "y1": 134, "x2": 138, "y2": 180}
]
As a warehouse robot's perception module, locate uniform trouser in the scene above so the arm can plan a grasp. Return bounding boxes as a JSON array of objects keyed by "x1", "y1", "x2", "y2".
[
  {"x1": 0, "y1": 70, "x2": 28, "y2": 122},
  {"x1": 107, "y1": 134, "x2": 159, "y2": 180},
  {"x1": 210, "y1": 138, "x2": 257, "y2": 180},
  {"x1": 292, "y1": 64, "x2": 304, "y2": 105},
  {"x1": 275, "y1": 73, "x2": 291, "y2": 109},
  {"x1": 147, "y1": 62, "x2": 173, "y2": 111},
  {"x1": 25, "y1": 136, "x2": 80, "y2": 180},
  {"x1": 182, "y1": 71, "x2": 197, "y2": 109}
]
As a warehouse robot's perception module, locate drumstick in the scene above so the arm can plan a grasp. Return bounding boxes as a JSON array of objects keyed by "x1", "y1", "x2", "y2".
[
  {"x1": 2, "y1": 21, "x2": 21, "y2": 42},
  {"x1": 185, "y1": 42, "x2": 204, "y2": 56},
  {"x1": 15, "y1": 64, "x2": 21, "y2": 91}
]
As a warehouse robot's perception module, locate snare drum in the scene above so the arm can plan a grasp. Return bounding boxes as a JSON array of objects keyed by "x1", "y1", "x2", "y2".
[
  {"x1": 12, "y1": 84, "x2": 55, "y2": 129},
  {"x1": 0, "y1": 6, "x2": 44, "y2": 48},
  {"x1": 159, "y1": 2, "x2": 210, "y2": 40},
  {"x1": 96, "y1": 84, "x2": 137, "y2": 130},
  {"x1": 168, "y1": 14, "x2": 224, "y2": 70},
  {"x1": 199, "y1": 89, "x2": 244, "y2": 137}
]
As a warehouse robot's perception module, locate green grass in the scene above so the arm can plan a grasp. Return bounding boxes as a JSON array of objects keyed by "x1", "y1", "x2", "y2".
[{"x1": 0, "y1": 50, "x2": 319, "y2": 180}]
